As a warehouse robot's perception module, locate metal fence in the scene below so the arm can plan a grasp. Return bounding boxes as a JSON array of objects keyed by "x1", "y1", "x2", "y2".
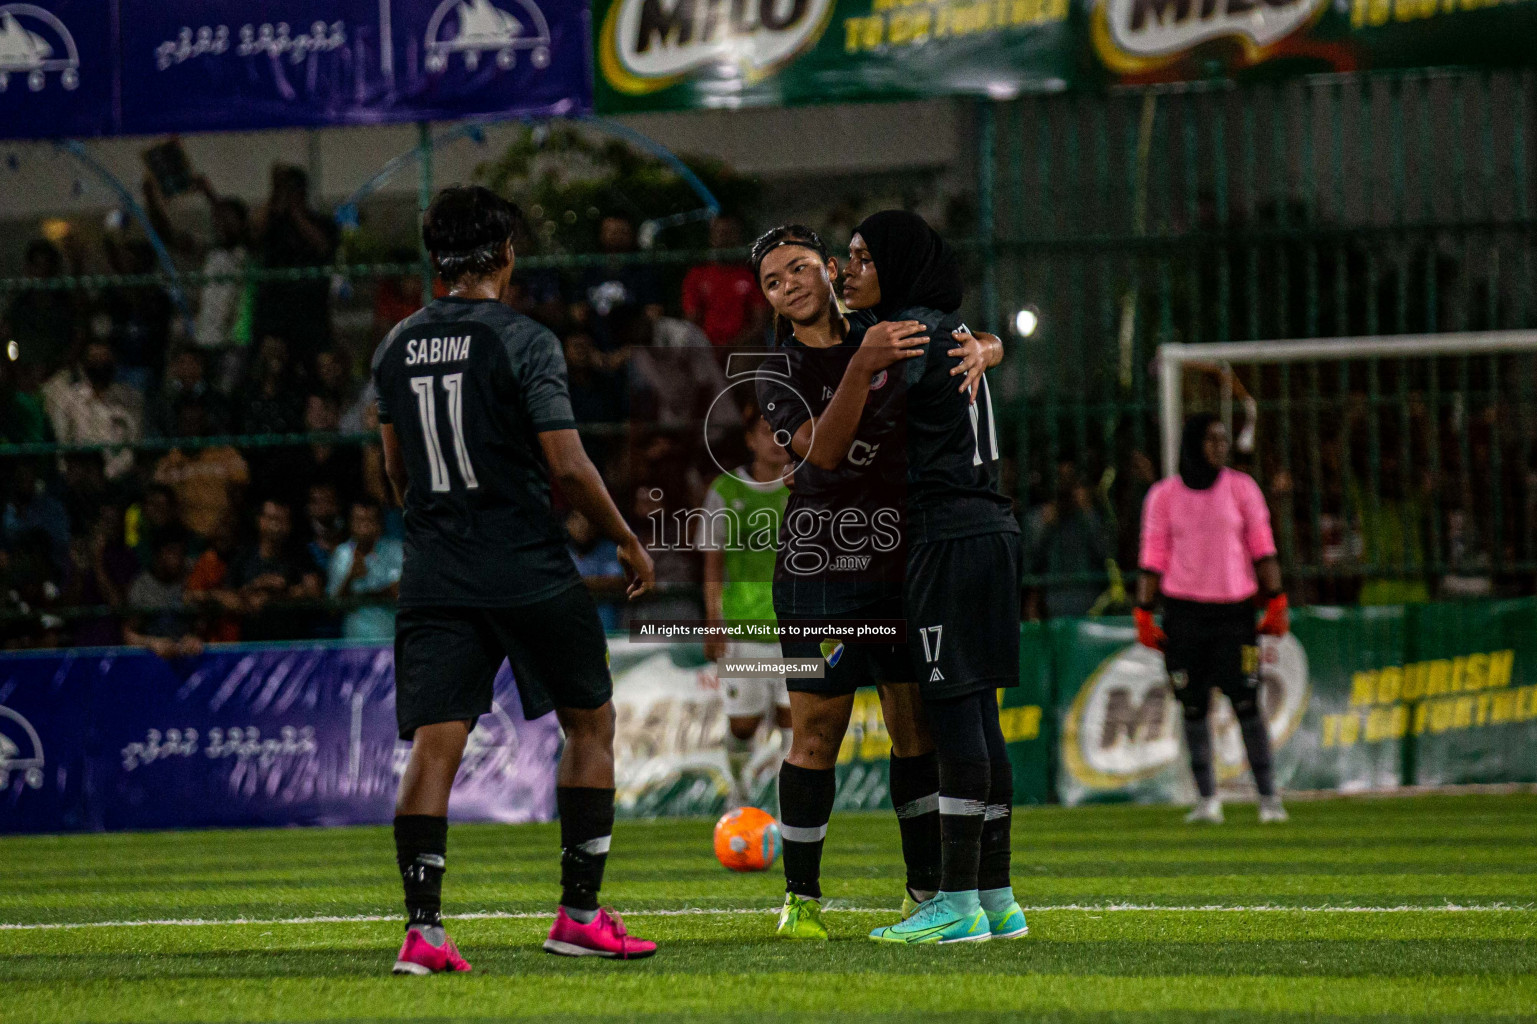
[
  {"x1": 2, "y1": 69, "x2": 1534, "y2": 630},
  {"x1": 985, "y1": 70, "x2": 1537, "y2": 605}
]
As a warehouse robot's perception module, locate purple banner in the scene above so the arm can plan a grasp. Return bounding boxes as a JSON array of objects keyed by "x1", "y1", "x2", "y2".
[
  {"x1": 0, "y1": 644, "x2": 560, "y2": 834},
  {"x1": 0, "y1": 0, "x2": 590, "y2": 139}
]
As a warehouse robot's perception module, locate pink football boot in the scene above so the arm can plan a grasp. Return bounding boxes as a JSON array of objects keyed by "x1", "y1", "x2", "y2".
[
  {"x1": 543, "y1": 907, "x2": 657, "y2": 959},
  {"x1": 392, "y1": 926, "x2": 473, "y2": 975}
]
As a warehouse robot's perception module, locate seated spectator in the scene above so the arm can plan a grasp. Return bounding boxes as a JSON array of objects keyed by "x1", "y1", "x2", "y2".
[
  {"x1": 123, "y1": 530, "x2": 203, "y2": 659},
  {"x1": 566, "y1": 509, "x2": 624, "y2": 632},
  {"x1": 1024, "y1": 462, "x2": 1113, "y2": 620},
  {"x1": 44, "y1": 342, "x2": 143, "y2": 481},
  {"x1": 230, "y1": 499, "x2": 321, "y2": 640},
  {"x1": 314, "y1": 348, "x2": 364, "y2": 424},
  {"x1": 152, "y1": 398, "x2": 249, "y2": 540},
  {"x1": 304, "y1": 482, "x2": 347, "y2": 571},
  {"x1": 60, "y1": 452, "x2": 112, "y2": 538},
  {"x1": 682, "y1": 214, "x2": 768, "y2": 348},
  {"x1": 67, "y1": 503, "x2": 140, "y2": 646},
  {"x1": 184, "y1": 510, "x2": 243, "y2": 643},
  {"x1": 147, "y1": 348, "x2": 229, "y2": 438},
  {"x1": 3, "y1": 460, "x2": 70, "y2": 579},
  {"x1": 327, "y1": 499, "x2": 402, "y2": 641},
  {"x1": 563, "y1": 330, "x2": 627, "y2": 424}
]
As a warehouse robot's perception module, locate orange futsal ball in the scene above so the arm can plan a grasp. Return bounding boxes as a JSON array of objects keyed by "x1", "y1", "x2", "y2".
[{"x1": 713, "y1": 807, "x2": 782, "y2": 872}]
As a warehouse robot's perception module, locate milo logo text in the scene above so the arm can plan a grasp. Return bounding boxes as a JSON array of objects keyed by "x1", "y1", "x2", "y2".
[
  {"x1": 1093, "y1": 0, "x2": 1327, "y2": 73},
  {"x1": 601, "y1": 0, "x2": 835, "y2": 94}
]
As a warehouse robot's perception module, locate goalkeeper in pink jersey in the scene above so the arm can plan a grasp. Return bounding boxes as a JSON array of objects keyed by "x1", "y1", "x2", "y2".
[{"x1": 1135, "y1": 413, "x2": 1290, "y2": 825}]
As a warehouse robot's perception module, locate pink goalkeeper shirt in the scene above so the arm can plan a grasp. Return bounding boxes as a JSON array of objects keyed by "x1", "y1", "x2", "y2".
[{"x1": 1139, "y1": 468, "x2": 1277, "y2": 604}]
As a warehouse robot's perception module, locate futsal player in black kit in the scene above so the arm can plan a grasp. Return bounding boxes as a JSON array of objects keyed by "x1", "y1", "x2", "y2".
[
  {"x1": 843, "y1": 210, "x2": 1029, "y2": 944},
  {"x1": 375, "y1": 186, "x2": 657, "y2": 973}
]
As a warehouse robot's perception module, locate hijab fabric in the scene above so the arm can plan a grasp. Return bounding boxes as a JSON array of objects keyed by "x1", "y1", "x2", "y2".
[
  {"x1": 1178, "y1": 412, "x2": 1222, "y2": 491},
  {"x1": 854, "y1": 210, "x2": 963, "y2": 320}
]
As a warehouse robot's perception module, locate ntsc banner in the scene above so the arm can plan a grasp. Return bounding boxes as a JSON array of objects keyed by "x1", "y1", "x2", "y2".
[{"x1": 0, "y1": 0, "x2": 591, "y2": 139}]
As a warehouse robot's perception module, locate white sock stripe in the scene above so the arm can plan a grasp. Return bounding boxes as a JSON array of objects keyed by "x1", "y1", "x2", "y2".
[
  {"x1": 895, "y1": 792, "x2": 940, "y2": 819},
  {"x1": 984, "y1": 804, "x2": 1011, "y2": 821},
  {"x1": 415, "y1": 854, "x2": 445, "y2": 868},
  {"x1": 577, "y1": 835, "x2": 611, "y2": 856},
  {"x1": 938, "y1": 796, "x2": 987, "y2": 816},
  {"x1": 779, "y1": 822, "x2": 829, "y2": 843}
]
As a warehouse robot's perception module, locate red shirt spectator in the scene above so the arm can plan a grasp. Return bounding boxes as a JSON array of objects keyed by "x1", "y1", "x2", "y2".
[{"x1": 682, "y1": 216, "x2": 767, "y2": 347}]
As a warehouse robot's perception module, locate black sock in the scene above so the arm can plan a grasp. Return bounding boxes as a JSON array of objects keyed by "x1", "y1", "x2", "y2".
[
  {"x1": 778, "y1": 762, "x2": 836, "y2": 899},
  {"x1": 1238, "y1": 711, "x2": 1276, "y2": 797},
  {"x1": 979, "y1": 757, "x2": 1014, "y2": 892},
  {"x1": 937, "y1": 757, "x2": 990, "y2": 893},
  {"x1": 1183, "y1": 715, "x2": 1216, "y2": 798},
  {"x1": 888, "y1": 752, "x2": 941, "y2": 897},
  {"x1": 557, "y1": 786, "x2": 615, "y2": 912},
  {"x1": 394, "y1": 814, "x2": 448, "y2": 930}
]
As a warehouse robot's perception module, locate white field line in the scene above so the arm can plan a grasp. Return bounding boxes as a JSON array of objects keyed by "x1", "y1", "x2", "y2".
[{"x1": 1, "y1": 903, "x2": 1532, "y2": 931}]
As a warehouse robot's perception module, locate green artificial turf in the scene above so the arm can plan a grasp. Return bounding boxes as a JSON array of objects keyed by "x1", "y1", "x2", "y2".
[{"x1": 2, "y1": 794, "x2": 1534, "y2": 1022}]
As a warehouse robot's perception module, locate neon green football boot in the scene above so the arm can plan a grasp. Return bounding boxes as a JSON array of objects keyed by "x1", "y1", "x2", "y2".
[
  {"x1": 980, "y1": 886, "x2": 1029, "y2": 939},
  {"x1": 869, "y1": 891, "x2": 990, "y2": 945},
  {"x1": 776, "y1": 893, "x2": 829, "y2": 940}
]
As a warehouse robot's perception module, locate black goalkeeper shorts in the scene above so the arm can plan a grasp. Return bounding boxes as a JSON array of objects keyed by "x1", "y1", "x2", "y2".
[{"x1": 393, "y1": 582, "x2": 612, "y2": 740}]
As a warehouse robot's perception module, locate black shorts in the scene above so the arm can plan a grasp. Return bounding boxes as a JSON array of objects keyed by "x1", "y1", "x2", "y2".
[
  {"x1": 1163, "y1": 597, "x2": 1261, "y2": 718},
  {"x1": 393, "y1": 582, "x2": 612, "y2": 740},
  {"x1": 779, "y1": 596, "x2": 915, "y2": 695},
  {"x1": 906, "y1": 531, "x2": 1022, "y2": 699}
]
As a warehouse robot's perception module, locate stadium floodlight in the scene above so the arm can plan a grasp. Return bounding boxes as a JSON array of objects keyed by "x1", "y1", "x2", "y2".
[
  {"x1": 1156, "y1": 331, "x2": 1537, "y2": 476},
  {"x1": 1014, "y1": 307, "x2": 1039, "y2": 337}
]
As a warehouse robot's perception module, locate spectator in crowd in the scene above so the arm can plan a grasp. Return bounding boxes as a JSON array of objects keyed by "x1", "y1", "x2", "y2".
[
  {"x1": 147, "y1": 347, "x2": 229, "y2": 438},
  {"x1": 1025, "y1": 461, "x2": 1113, "y2": 620},
  {"x1": 151, "y1": 396, "x2": 249, "y2": 541},
  {"x1": 126, "y1": 483, "x2": 179, "y2": 569},
  {"x1": 283, "y1": 393, "x2": 364, "y2": 507},
  {"x1": 141, "y1": 172, "x2": 252, "y2": 357},
  {"x1": 304, "y1": 482, "x2": 347, "y2": 572},
  {"x1": 44, "y1": 341, "x2": 143, "y2": 482},
  {"x1": 67, "y1": 502, "x2": 140, "y2": 646},
  {"x1": 252, "y1": 165, "x2": 339, "y2": 351},
  {"x1": 230, "y1": 499, "x2": 322, "y2": 641},
  {"x1": 327, "y1": 499, "x2": 402, "y2": 641},
  {"x1": 581, "y1": 213, "x2": 663, "y2": 349},
  {"x1": 60, "y1": 453, "x2": 112, "y2": 538},
  {"x1": 183, "y1": 509, "x2": 243, "y2": 643},
  {"x1": 3, "y1": 460, "x2": 71, "y2": 579},
  {"x1": 682, "y1": 214, "x2": 768, "y2": 348},
  {"x1": 0, "y1": 356, "x2": 50, "y2": 443},
  {"x1": 566, "y1": 509, "x2": 624, "y2": 632},
  {"x1": 100, "y1": 236, "x2": 174, "y2": 390},
  {"x1": 314, "y1": 347, "x2": 363, "y2": 419},
  {"x1": 238, "y1": 335, "x2": 306, "y2": 435},
  {"x1": 1, "y1": 238, "x2": 82, "y2": 388},
  {"x1": 123, "y1": 530, "x2": 203, "y2": 659},
  {"x1": 563, "y1": 329, "x2": 627, "y2": 425}
]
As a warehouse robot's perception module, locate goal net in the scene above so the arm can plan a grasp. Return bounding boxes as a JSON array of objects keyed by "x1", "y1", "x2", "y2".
[{"x1": 1156, "y1": 331, "x2": 1537, "y2": 604}]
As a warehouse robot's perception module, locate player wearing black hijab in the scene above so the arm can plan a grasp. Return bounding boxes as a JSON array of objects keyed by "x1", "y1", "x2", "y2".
[{"x1": 842, "y1": 211, "x2": 1026, "y2": 945}]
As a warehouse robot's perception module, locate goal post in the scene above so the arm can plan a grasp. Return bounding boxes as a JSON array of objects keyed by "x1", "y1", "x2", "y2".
[{"x1": 1157, "y1": 331, "x2": 1537, "y2": 476}]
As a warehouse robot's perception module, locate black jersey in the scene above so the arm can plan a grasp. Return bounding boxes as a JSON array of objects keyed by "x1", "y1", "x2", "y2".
[
  {"x1": 372, "y1": 296, "x2": 582, "y2": 608},
  {"x1": 893, "y1": 305, "x2": 1018, "y2": 543},
  {"x1": 756, "y1": 316, "x2": 907, "y2": 617}
]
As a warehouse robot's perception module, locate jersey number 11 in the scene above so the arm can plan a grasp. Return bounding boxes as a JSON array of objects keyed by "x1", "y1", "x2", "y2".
[{"x1": 410, "y1": 373, "x2": 479, "y2": 492}]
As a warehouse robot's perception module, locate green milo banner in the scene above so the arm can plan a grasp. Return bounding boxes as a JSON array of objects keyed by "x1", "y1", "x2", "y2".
[
  {"x1": 593, "y1": 0, "x2": 1537, "y2": 113},
  {"x1": 1053, "y1": 598, "x2": 1537, "y2": 805}
]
